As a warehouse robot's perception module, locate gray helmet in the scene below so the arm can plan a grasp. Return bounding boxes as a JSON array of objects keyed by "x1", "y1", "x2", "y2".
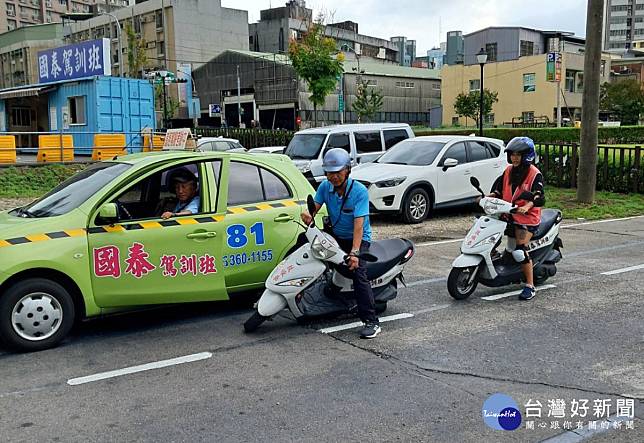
[{"x1": 322, "y1": 148, "x2": 351, "y2": 173}]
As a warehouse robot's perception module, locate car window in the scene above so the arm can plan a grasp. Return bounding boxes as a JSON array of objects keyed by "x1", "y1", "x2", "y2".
[
  {"x1": 261, "y1": 168, "x2": 291, "y2": 201},
  {"x1": 355, "y1": 131, "x2": 383, "y2": 153},
  {"x1": 285, "y1": 133, "x2": 326, "y2": 160},
  {"x1": 210, "y1": 161, "x2": 222, "y2": 209},
  {"x1": 439, "y1": 142, "x2": 468, "y2": 166},
  {"x1": 326, "y1": 133, "x2": 350, "y2": 153},
  {"x1": 486, "y1": 142, "x2": 501, "y2": 157},
  {"x1": 16, "y1": 162, "x2": 131, "y2": 218},
  {"x1": 467, "y1": 140, "x2": 491, "y2": 162},
  {"x1": 228, "y1": 161, "x2": 264, "y2": 205},
  {"x1": 377, "y1": 140, "x2": 445, "y2": 166},
  {"x1": 383, "y1": 129, "x2": 409, "y2": 149}
]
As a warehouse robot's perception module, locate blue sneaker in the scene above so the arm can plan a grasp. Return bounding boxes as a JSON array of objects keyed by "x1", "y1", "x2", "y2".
[{"x1": 519, "y1": 285, "x2": 536, "y2": 300}]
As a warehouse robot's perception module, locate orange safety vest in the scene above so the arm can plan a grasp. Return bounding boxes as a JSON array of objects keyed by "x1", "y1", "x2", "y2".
[{"x1": 502, "y1": 164, "x2": 542, "y2": 226}]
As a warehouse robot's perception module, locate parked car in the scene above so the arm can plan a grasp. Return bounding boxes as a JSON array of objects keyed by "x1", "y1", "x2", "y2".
[
  {"x1": 351, "y1": 135, "x2": 506, "y2": 223},
  {"x1": 284, "y1": 123, "x2": 414, "y2": 187},
  {"x1": 248, "y1": 146, "x2": 285, "y2": 155},
  {"x1": 196, "y1": 137, "x2": 246, "y2": 152},
  {"x1": 0, "y1": 151, "x2": 318, "y2": 351}
]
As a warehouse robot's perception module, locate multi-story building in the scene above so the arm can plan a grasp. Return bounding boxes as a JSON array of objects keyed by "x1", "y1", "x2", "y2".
[
  {"x1": 0, "y1": 23, "x2": 64, "y2": 89},
  {"x1": 66, "y1": 0, "x2": 248, "y2": 121},
  {"x1": 427, "y1": 46, "x2": 446, "y2": 69},
  {"x1": 603, "y1": 0, "x2": 644, "y2": 52},
  {"x1": 445, "y1": 31, "x2": 464, "y2": 65},
  {"x1": 390, "y1": 36, "x2": 416, "y2": 66},
  {"x1": 249, "y1": 1, "x2": 399, "y2": 64},
  {"x1": 0, "y1": 1, "x2": 130, "y2": 33},
  {"x1": 442, "y1": 27, "x2": 612, "y2": 127}
]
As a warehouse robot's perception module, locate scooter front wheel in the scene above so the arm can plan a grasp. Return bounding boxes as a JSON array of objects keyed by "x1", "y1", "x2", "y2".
[
  {"x1": 244, "y1": 311, "x2": 270, "y2": 333},
  {"x1": 447, "y1": 266, "x2": 479, "y2": 300}
]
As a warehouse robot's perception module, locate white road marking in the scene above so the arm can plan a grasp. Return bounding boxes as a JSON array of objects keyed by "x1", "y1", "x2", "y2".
[
  {"x1": 480, "y1": 284, "x2": 556, "y2": 301},
  {"x1": 416, "y1": 238, "x2": 462, "y2": 247},
  {"x1": 318, "y1": 313, "x2": 414, "y2": 334},
  {"x1": 601, "y1": 263, "x2": 644, "y2": 276},
  {"x1": 67, "y1": 352, "x2": 212, "y2": 386},
  {"x1": 405, "y1": 277, "x2": 447, "y2": 287},
  {"x1": 412, "y1": 304, "x2": 451, "y2": 315}
]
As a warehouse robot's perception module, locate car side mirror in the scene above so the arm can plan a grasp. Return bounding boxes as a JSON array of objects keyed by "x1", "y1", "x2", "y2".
[
  {"x1": 442, "y1": 158, "x2": 459, "y2": 171},
  {"x1": 96, "y1": 203, "x2": 119, "y2": 225}
]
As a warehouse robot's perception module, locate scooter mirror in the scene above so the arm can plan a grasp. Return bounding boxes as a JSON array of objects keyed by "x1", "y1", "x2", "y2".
[
  {"x1": 306, "y1": 195, "x2": 316, "y2": 215},
  {"x1": 470, "y1": 177, "x2": 480, "y2": 188}
]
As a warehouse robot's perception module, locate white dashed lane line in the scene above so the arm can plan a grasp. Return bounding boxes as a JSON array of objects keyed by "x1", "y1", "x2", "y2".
[
  {"x1": 480, "y1": 284, "x2": 557, "y2": 301},
  {"x1": 601, "y1": 264, "x2": 644, "y2": 276},
  {"x1": 318, "y1": 313, "x2": 414, "y2": 334}
]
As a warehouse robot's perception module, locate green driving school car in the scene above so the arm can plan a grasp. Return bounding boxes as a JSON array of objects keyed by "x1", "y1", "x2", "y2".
[{"x1": 0, "y1": 151, "x2": 316, "y2": 352}]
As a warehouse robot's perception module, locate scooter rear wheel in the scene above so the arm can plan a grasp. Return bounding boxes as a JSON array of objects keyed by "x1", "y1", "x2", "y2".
[
  {"x1": 244, "y1": 311, "x2": 269, "y2": 333},
  {"x1": 447, "y1": 266, "x2": 479, "y2": 300}
]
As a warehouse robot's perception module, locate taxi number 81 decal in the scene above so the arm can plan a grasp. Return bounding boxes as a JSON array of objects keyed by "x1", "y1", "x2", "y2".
[
  {"x1": 226, "y1": 222, "x2": 265, "y2": 249},
  {"x1": 223, "y1": 250, "x2": 273, "y2": 268},
  {"x1": 224, "y1": 222, "x2": 273, "y2": 268}
]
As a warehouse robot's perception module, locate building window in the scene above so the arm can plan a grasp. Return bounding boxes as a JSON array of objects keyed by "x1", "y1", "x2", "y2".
[
  {"x1": 484, "y1": 113, "x2": 494, "y2": 124},
  {"x1": 365, "y1": 79, "x2": 378, "y2": 87},
  {"x1": 10, "y1": 107, "x2": 33, "y2": 127},
  {"x1": 522, "y1": 111, "x2": 534, "y2": 122},
  {"x1": 278, "y1": 27, "x2": 284, "y2": 52},
  {"x1": 68, "y1": 96, "x2": 86, "y2": 125},
  {"x1": 432, "y1": 83, "x2": 441, "y2": 90},
  {"x1": 7, "y1": 20, "x2": 16, "y2": 31},
  {"x1": 520, "y1": 40, "x2": 534, "y2": 57},
  {"x1": 156, "y1": 10, "x2": 163, "y2": 29},
  {"x1": 485, "y1": 42, "x2": 497, "y2": 62},
  {"x1": 469, "y1": 79, "x2": 480, "y2": 91},
  {"x1": 133, "y1": 16, "x2": 141, "y2": 33},
  {"x1": 6, "y1": 3, "x2": 15, "y2": 16},
  {"x1": 523, "y1": 73, "x2": 536, "y2": 92},
  {"x1": 395, "y1": 81, "x2": 415, "y2": 88},
  {"x1": 157, "y1": 40, "x2": 165, "y2": 56},
  {"x1": 452, "y1": 116, "x2": 459, "y2": 126},
  {"x1": 565, "y1": 69, "x2": 583, "y2": 93}
]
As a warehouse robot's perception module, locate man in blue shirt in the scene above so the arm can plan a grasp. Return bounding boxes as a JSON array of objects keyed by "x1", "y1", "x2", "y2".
[
  {"x1": 161, "y1": 168, "x2": 200, "y2": 219},
  {"x1": 301, "y1": 148, "x2": 380, "y2": 338}
]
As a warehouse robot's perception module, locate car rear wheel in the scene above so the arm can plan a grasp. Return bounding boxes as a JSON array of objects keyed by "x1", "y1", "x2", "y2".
[
  {"x1": 402, "y1": 188, "x2": 430, "y2": 224},
  {"x1": 0, "y1": 278, "x2": 75, "y2": 352}
]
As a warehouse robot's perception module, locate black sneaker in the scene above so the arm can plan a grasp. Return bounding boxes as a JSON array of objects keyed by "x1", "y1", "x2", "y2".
[
  {"x1": 360, "y1": 322, "x2": 381, "y2": 339},
  {"x1": 519, "y1": 286, "x2": 536, "y2": 300}
]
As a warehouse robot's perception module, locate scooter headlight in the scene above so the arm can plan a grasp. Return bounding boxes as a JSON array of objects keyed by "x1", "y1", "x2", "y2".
[
  {"x1": 311, "y1": 235, "x2": 337, "y2": 260},
  {"x1": 472, "y1": 233, "x2": 501, "y2": 248},
  {"x1": 277, "y1": 277, "x2": 312, "y2": 287}
]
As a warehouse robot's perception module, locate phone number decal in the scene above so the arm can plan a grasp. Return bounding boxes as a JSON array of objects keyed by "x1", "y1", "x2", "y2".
[{"x1": 223, "y1": 249, "x2": 273, "y2": 268}]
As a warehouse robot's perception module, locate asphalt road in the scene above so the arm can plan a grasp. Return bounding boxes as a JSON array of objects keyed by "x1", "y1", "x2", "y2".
[{"x1": 0, "y1": 216, "x2": 642, "y2": 442}]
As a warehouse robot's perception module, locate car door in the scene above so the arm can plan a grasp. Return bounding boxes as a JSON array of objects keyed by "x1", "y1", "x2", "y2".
[
  {"x1": 435, "y1": 142, "x2": 472, "y2": 204},
  {"x1": 466, "y1": 140, "x2": 504, "y2": 196},
  {"x1": 354, "y1": 131, "x2": 384, "y2": 164},
  {"x1": 220, "y1": 159, "x2": 301, "y2": 290},
  {"x1": 87, "y1": 160, "x2": 227, "y2": 307}
]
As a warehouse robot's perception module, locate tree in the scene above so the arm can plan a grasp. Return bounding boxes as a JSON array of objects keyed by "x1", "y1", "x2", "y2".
[
  {"x1": 288, "y1": 22, "x2": 344, "y2": 126},
  {"x1": 352, "y1": 79, "x2": 384, "y2": 122},
  {"x1": 155, "y1": 82, "x2": 179, "y2": 125},
  {"x1": 600, "y1": 80, "x2": 644, "y2": 125},
  {"x1": 125, "y1": 22, "x2": 148, "y2": 78},
  {"x1": 453, "y1": 89, "x2": 498, "y2": 127}
]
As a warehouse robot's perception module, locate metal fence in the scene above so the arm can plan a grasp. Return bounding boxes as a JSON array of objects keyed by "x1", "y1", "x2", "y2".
[{"x1": 195, "y1": 128, "x2": 295, "y2": 149}]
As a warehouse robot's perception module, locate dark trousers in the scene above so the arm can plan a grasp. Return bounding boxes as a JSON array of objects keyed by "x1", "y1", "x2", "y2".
[{"x1": 335, "y1": 238, "x2": 378, "y2": 324}]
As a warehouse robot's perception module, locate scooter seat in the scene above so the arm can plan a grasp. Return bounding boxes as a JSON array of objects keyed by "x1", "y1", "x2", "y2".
[
  {"x1": 532, "y1": 209, "x2": 562, "y2": 240},
  {"x1": 364, "y1": 238, "x2": 414, "y2": 281}
]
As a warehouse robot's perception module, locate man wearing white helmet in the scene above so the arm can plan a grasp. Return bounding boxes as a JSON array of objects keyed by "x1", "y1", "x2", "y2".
[{"x1": 300, "y1": 148, "x2": 381, "y2": 338}]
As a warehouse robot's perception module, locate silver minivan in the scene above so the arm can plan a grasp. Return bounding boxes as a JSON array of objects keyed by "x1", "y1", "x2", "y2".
[{"x1": 284, "y1": 123, "x2": 415, "y2": 186}]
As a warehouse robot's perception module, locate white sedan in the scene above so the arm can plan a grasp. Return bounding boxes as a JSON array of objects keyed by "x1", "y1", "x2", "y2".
[
  {"x1": 351, "y1": 135, "x2": 506, "y2": 223},
  {"x1": 196, "y1": 137, "x2": 247, "y2": 152}
]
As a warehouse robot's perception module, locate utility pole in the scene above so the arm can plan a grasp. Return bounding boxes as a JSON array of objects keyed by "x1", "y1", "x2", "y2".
[
  {"x1": 237, "y1": 65, "x2": 242, "y2": 128},
  {"x1": 577, "y1": 0, "x2": 604, "y2": 203}
]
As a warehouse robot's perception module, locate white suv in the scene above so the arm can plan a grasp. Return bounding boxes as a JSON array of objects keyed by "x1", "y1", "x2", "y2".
[
  {"x1": 351, "y1": 135, "x2": 506, "y2": 223},
  {"x1": 284, "y1": 123, "x2": 414, "y2": 187}
]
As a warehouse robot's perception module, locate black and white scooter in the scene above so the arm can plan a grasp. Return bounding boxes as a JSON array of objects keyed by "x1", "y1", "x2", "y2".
[
  {"x1": 244, "y1": 196, "x2": 415, "y2": 332},
  {"x1": 447, "y1": 177, "x2": 563, "y2": 300}
]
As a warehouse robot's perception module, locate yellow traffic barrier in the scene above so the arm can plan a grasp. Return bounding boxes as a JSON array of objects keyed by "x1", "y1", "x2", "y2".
[
  {"x1": 92, "y1": 134, "x2": 126, "y2": 161},
  {"x1": 143, "y1": 134, "x2": 164, "y2": 152},
  {"x1": 0, "y1": 135, "x2": 16, "y2": 163},
  {"x1": 37, "y1": 135, "x2": 74, "y2": 162}
]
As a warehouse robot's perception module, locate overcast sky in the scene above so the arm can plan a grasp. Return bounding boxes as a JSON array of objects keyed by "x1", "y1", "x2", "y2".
[{"x1": 221, "y1": 0, "x2": 589, "y2": 54}]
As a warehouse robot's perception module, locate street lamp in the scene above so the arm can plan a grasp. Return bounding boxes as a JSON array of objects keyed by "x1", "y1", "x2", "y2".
[
  {"x1": 99, "y1": 12, "x2": 123, "y2": 78},
  {"x1": 476, "y1": 47, "x2": 488, "y2": 136}
]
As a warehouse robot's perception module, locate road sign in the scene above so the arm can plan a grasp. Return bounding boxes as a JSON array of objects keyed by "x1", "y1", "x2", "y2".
[
  {"x1": 209, "y1": 104, "x2": 221, "y2": 117},
  {"x1": 546, "y1": 52, "x2": 562, "y2": 82},
  {"x1": 163, "y1": 128, "x2": 192, "y2": 150},
  {"x1": 338, "y1": 95, "x2": 344, "y2": 113}
]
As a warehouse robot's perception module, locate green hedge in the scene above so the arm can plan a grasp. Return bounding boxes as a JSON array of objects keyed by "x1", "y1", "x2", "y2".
[{"x1": 414, "y1": 126, "x2": 644, "y2": 144}]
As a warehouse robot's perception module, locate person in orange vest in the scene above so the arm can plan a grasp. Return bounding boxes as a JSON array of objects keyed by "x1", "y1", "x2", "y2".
[{"x1": 487, "y1": 137, "x2": 545, "y2": 300}]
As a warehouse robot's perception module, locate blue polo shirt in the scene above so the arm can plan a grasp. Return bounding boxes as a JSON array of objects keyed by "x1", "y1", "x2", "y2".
[
  {"x1": 174, "y1": 196, "x2": 200, "y2": 214},
  {"x1": 314, "y1": 178, "x2": 372, "y2": 242}
]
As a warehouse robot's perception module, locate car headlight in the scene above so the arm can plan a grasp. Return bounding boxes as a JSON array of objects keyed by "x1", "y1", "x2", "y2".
[
  {"x1": 297, "y1": 161, "x2": 312, "y2": 174},
  {"x1": 277, "y1": 277, "x2": 312, "y2": 287},
  {"x1": 311, "y1": 235, "x2": 337, "y2": 260},
  {"x1": 375, "y1": 177, "x2": 406, "y2": 188},
  {"x1": 472, "y1": 233, "x2": 501, "y2": 248}
]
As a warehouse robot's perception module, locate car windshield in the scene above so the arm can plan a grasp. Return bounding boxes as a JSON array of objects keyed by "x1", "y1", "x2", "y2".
[
  {"x1": 285, "y1": 134, "x2": 326, "y2": 160},
  {"x1": 376, "y1": 140, "x2": 446, "y2": 166},
  {"x1": 14, "y1": 162, "x2": 131, "y2": 218}
]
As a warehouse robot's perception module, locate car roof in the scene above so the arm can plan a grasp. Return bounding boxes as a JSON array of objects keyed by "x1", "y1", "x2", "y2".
[
  {"x1": 197, "y1": 137, "x2": 240, "y2": 144},
  {"x1": 295, "y1": 123, "x2": 411, "y2": 135},
  {"x1": 411, "y1": 135, "x2": 505, "y2": 145},
  {"x1": 114, "y1": 150, "x2": 291, "y2": 168}
]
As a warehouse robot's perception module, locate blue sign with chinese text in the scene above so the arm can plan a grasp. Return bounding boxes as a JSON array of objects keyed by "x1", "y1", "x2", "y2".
[{"x1": 38, "y1": 39, "x2": 112, "y2": 84}]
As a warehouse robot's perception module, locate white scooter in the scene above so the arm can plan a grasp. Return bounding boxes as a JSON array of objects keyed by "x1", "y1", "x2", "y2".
[
  {"x1": 447, "y1": 177, "x2": 563, "y2": 300},
  {"x1": 244, "y1": 196, "x2": 415, "y2": 332}
]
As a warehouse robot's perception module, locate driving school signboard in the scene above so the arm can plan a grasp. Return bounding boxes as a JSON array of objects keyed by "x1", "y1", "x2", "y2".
[{"x1": 38, "y1": 39, "x2": 112, "y2": 84}]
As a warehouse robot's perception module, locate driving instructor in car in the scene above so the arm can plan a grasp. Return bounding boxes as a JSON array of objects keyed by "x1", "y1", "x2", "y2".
[
  {"x1": 161, "y1": 168, "x2": 200, "y2": 219},
  {"x1": 300, "y1": 148, "x2": 381, "y2": 339}
]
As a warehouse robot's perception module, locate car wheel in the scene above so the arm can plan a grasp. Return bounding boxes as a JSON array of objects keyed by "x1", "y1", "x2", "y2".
[
  {"x1": 0, "y1": 278, "x2": 75, "y2": 352},
  {"x1": 402, "y1": 188, "x2": 430, "y2": 224},
  {"x1": 447, "y1": 267, "x2": 479, "y2": 300}
]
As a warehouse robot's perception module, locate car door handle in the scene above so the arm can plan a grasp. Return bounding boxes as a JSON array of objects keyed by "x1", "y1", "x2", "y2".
[
  {"x1": 186, "y1": 231, "x2": 217, "y2": 239},
  {"x1": 464, "y1": 170, "x2": 472, "y2": 175},
  {"x1": 274, "y1": 214, "x2": 294, "y2": 223}
]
